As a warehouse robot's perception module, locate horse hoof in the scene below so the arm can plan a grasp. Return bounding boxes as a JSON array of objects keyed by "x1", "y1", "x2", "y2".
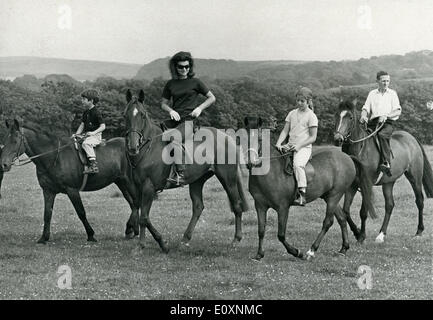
[
  {"x1": 337, "y1": 250, "x2": 347, "y2": 257},
  {"x1": 161, "y1": 246, "x2": 170, "y2": 254},
  {"x1": 180, "y1": 240, "x2": 190, "y2": 247},
  {"x1": 375, "y1": 233, "x2": 385, "y2": 243},
  {"x1": 125, "y1": 232, "x2": 136, "y2": 240},
  {"x1": 305, "y1": 249, "x2": 315, "y2": 260},
  {"x1": 231, "y1": 238, "x2": 241, "y2": 248},
  {"x1": 37, "y1": 239, "x2": 47, "y2": 245},
  {"x1": 87, "y1": 236, "x2": 97, "y2": 242},
  {"x1": 252, "y1": 253, "x2": 264, "y2": 261}
]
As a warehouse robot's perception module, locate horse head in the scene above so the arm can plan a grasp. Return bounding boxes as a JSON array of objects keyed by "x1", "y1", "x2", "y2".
[
  {"x1": 124, "y1": 89, "x2": 149, "y2": 155},
  {"x1": 333, "y1": 99, "x2": 358, "y2": 146},
  {"x1": 1, "y1": 119, "x2": 26, "y2": 172},
  {"x1": 243, "y1": 116, "x2": 264, "y2": 168}
]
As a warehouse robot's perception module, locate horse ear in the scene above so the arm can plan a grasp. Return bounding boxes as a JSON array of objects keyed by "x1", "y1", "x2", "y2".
[
  {"x1": 243, "y1": 117, "x2": 249, "y2": 127},
  {"x1": 138, "y1": 89, "x2": 145, "y2": 103},
  {"x1": 258, "y1": 117, "x2": 263, "y2": 128},
  {"x1": 126, "y1": 89, "x2": 132, "y2": 103},
  {"x1": 352, "y1": 97, "x2": 358, "y2": 107},
  {"x1": 339, "y1": 96, "x2": 344, "y2": 103},
  {"x1": 5, "y1": 120, "x2": 9, "y2": 129}
]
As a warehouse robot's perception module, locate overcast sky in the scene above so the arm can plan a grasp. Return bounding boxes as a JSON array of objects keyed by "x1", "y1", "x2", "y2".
[{"x1": 1, "y1": 0, "x2": 433, "y2": 64}]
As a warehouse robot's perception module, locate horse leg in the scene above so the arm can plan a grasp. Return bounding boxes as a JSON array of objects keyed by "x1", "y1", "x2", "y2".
[
  {"x1": 65, "y1": 188, "x2": 96, "y2": 242},
  {"x1": 115, "y1": 179, "x2": 140, "y2": 239},
  {"x1": 254, "y1": 201, "x2": 268, "y2": 260},
  {"x1": 376, "y1": 182, "x2": 395, "y2": 243},
  {"x1": 215, "y1": 169, "x2": 243, "y2": 243},
  {"x1": 277, "y1": 206, "x2": 304, "y2": 259},
  {"x1": 138, "y1": 180, "x2": 168, "y2": 253},
  {"x1": 358, "y1": 201, "x2": 368, "y2": 243},
  {"x1": 37, "y1": 188, "x2": 57, "y2": 244},
  {"x1": 404, "y1": 171, "x2": 425, "y2": 236},
  {"x1": 342, "y1": 185, "x2": 361, "y2": 240},
  {"x1": 306, "y1": 196, "x2": 338, "y2": 259},
  {"x1": 182, "y1": 175, "x2": 210, "y2": 245},
  {"x1": 334, "y1": 205, "x2": 350, "y2": 255}
]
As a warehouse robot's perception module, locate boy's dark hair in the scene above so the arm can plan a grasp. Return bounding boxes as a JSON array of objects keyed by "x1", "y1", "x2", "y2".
[
  {"x1": 81, "y1": 89, "x2": 100, "y2": 104},
  {"x1": 169, "y1": 51, "x2": 195, "y2": 80},
  {"x1": 376, "y1": 71, "x2": 389, "y2": 80}
]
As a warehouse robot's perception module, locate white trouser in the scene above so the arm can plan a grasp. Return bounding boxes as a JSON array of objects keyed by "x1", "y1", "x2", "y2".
[
  {"x1": 293, "y1": 147, "x2": 312, "y2": 189},
  {"x1": 82, "y1": 133, "x2": 102, "y2": 160}
]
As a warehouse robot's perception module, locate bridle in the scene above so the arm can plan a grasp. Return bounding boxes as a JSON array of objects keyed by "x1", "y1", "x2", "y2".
[
  {"x1": 334, "y1": 110, "x2": 385, "y2": 144},
  {"x1": 9, "y1": 129, "x2": 67, "y2": 167}
]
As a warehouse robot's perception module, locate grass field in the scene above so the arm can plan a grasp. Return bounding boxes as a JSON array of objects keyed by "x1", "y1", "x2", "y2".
[{"x1": 0, "y1": 147, "x2": 432, "y2": 300}]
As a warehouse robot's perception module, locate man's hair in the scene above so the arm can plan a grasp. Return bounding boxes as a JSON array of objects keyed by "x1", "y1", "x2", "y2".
[
  {"x1": 376, "y1": 71, "x2": 389, "y2": 80},
  {"x1": 81, "y1": 89, "x2": 100, "y2": 104},
  {"x1": 168, "y1": 51, "x2": 196, "y2": 80}
]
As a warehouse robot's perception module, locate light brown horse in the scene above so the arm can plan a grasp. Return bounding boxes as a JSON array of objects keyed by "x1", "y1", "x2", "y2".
[
  {"x1": 124, "y1": 89, "x2": 248, "y2": 253},
  {"x1": 244, "y1": 116, "x2": 376, "y2": 260},
  {"x1": 334, "y1": 100, "x2": 433, "y2": 243}
]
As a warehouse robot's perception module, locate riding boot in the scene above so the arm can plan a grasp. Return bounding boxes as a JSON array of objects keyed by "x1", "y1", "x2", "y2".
[
  {"x1": 167, "y1": 163, "x2": 187, "y2": 186},
  {"x1": 293, "y1": 190, "x2": 306, "y2": 206},
  {"x1": 83, "y1": 159, "x2": 99, "y2": 174}
]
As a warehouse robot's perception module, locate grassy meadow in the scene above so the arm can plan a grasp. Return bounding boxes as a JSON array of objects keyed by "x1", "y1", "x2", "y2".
[{"x1": 0, "y1": 147, "x2": 432, "y2": 300}]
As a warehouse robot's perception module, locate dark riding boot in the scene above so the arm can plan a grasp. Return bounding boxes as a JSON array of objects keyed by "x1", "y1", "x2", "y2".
[
  {"x1": 379, "y1": 161, "x2": 392, "y2": 177},
  {"x1": 293, "y1": 190, "x2": 306, "y2": 206},
  {"x1": 167, "y1": 163, "x2": 187, "y2": 186},
  {"x1": 83, "y1": 159, "x2": 99, "y2": 174}
]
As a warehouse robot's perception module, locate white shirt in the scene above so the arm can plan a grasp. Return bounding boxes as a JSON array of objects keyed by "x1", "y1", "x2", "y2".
[
  {"x1": 285, "y1": 108, "x2": 318, "y2": 148},
  {"x1": 362, "y1": 88, "x2": 401, "y2": 121}
]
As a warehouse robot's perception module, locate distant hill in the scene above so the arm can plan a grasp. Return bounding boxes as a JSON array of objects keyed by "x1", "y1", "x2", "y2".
[
  {"x1": 135, "y1": 50, "x2": 433, "y2": 88},
  {"x1": 0, "y1": 56, "x2": 141, "y2": 81},
  {"x1": 12, "y1": 74, "x2": 81, "y2": 92},
  {"x1": 134, "y1": 57, "x2": 305, "y2": 80}
]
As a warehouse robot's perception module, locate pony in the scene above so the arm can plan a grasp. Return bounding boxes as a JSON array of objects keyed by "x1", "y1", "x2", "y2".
[
  {"x1": 334, "y1": 100, "x2": 433, "y2": 243},
  {"x1": 244, "y1": 116, "x2": 376, "y2": 260},
  {"x1": 123, "y1": 89, "x2": 248, "y2": 253},
  {"x1": 0, "y1": 119, "x2": 140, "y2": 243}
]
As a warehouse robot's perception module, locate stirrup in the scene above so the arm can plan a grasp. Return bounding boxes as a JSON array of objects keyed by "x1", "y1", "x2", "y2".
[
  {"x1": 167, "y1": 171, "x2": 186, "y2": 186},
  {"x1": 293, "y1": 192, "x2": 306, "y2": 206}
]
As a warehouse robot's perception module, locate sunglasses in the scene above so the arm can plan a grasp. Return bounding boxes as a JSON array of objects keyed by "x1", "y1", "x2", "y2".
[{"x1": 177, "y1": 64, "x2": 190, "y2": 70}]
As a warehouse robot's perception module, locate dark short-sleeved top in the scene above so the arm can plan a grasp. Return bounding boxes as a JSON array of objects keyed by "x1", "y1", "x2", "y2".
[
  {"x1": 82, "y1": 107, "x2": 104, "y2": 132},
  {"x1": 162, "y1": 78, "x2": 210, "y2": 119}
]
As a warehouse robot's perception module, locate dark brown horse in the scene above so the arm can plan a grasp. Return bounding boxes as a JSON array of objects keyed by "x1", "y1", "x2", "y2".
[
  {"x1": 0, "y1": 119, "x2": 140, "y2": 243},
  {"x1": 244, "y1": 116, "x2": 376, "y2": 260},
  {"x1": 334, "y1": 100, "x2": 433, "y2": 243},
  {"x1": 124, "y1": 89, "x2": 248, "y2": 253}
]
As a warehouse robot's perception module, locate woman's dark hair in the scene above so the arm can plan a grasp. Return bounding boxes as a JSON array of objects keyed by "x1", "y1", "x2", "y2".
[
  {"x1": 80, "y1": 89, "x2": 100, "y2": 104},
  {"x1": 169, "y1": 51, "x2": 195, "y2": 79}
]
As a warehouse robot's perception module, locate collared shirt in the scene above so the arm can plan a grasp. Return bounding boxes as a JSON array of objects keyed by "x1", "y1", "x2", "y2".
[
  {"x1": 362, "y1": 88, "x2": 401, "y2": 121},
  {"x1": 285, "y1": 108, "x2": 318, "y2": 148}
]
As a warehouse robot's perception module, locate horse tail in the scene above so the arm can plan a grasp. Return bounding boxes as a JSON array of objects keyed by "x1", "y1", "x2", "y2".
[
  {"x1": 415, "y1": 137, "x2": 433, "y2": 198},
  {"x1": 236, "y1": 164, "x2": 249, "y2": 212},
  {"x1": 350, "y1": 156, "x2": 377, "y2": 219}
]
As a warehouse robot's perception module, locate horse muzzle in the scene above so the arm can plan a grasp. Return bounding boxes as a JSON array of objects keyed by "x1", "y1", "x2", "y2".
[
  {"x1": 333, "y1": 133, "x2": 345, "y2": 146},
  {"x1": 1, "y1": 163, "x2": 11, "y2": 172}
]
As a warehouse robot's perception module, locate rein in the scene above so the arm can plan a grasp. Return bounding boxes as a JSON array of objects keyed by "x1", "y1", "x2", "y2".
[
  {"x1": 348, "y1": 122, "x2": 385, "y2": 144},
  {"x1": 12, "y1": 129, "x2": 73, "y2": 167}
]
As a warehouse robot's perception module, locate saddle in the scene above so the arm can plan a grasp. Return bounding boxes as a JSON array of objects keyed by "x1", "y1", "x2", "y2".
[{"x1": 73, "y1": 136, "x2": 106, "y2": 167}]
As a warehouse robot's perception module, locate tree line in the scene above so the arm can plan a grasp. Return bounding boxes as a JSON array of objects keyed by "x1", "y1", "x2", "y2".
[{"x1": 1, "y1": 75, "x2": 432, "y2": 145}]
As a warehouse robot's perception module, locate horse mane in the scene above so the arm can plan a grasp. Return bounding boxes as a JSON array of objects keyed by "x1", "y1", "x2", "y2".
[{"x1": 22, "y1": 121, "x2": 71, "y2": 143}]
